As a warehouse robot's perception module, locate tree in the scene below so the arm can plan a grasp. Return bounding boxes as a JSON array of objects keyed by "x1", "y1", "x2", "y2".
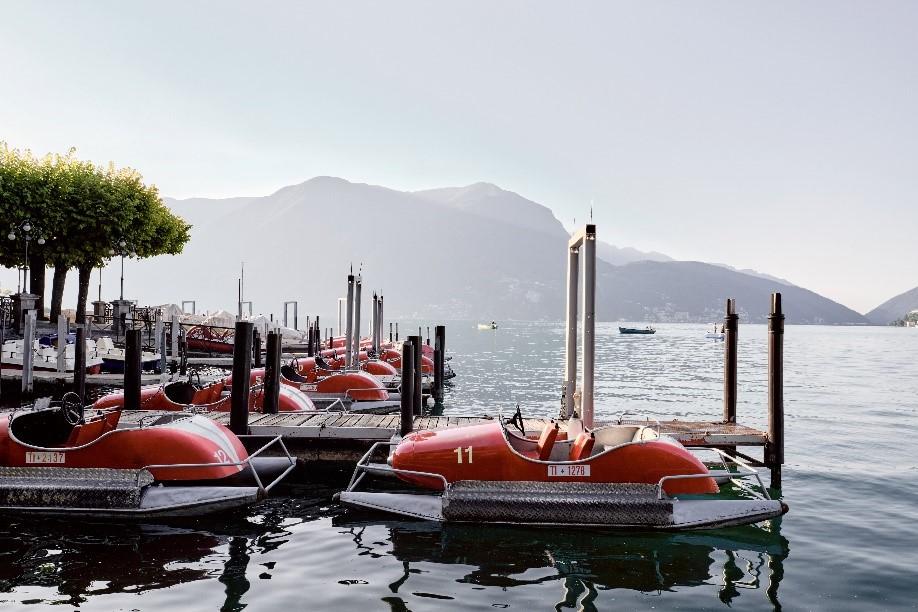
[{"x1": 0, "y1": 143, "x2": 191, "y2": 322}]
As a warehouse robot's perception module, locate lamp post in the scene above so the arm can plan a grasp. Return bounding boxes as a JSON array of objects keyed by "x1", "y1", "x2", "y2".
[
  {"x1": 7, "y1": 220, "x2": 46, "y2": 294},
  {"x1": 108, "y1": 240, "x2": 136, "y2": 301}
]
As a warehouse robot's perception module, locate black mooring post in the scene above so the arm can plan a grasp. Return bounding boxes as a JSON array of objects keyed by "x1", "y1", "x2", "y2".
[
  {"x1": 124, "y1": 329, "x2": 142, "y2": 412},
  {"x1": 263, "y1": 330, "x2": 281, "y2": 415},
  {"x1": 400, "y1": 341, "x2": 415, "y2": 436},
  {"x1": 73, "y1": 324, "x2": 86, "y2": 402},
  {"x1": 179, "y1": 327, "x2": 188, "y2": 376},
  {"x1": 433, "y1": 348, "x2": 443, "y2": 405},
  {"x1": 434, "y1": 325, "x2": 446, "y2": 401},
  {"x1": 408, "y1": 335, "x2": 423, "y2": 414},
  {"x1": 426, "y1": 327, "x2": 430, "y2": 346},
  {"x1": 395, "y1": 323, "x2": 399, "y2": 342},
  {"x1": 389, "y1": 322, "x2": 393, "y2": 343},
  {"x1": 307, "y1": 324, "x2": 315, "y2": 357},
  {"x1": 767, "y1": 292, "x2": 785, "y2": 489},
  {"x1": 230, "y1": 321, "x2": 254, "y2": 436},
  {"x1": 723, "y1": 298, "x2": 739, "y2": 423},
  {"x1": 253, "y1": 328, "x2": 262, "y2": 368}
]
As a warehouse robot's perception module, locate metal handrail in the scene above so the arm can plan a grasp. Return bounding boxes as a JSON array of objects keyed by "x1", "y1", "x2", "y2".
[
  {"x1": 139, "y1": 435, "x2": 296, "y2": 495},
  {"x1": 346, "y1": 440, "x2": 449, "y2": 493},
  {"x1": 656, "y1": 448, "x2": 770, "y2": 501}
]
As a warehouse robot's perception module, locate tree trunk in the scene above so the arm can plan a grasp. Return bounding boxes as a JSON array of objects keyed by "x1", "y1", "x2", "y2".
[
  {"x1": 50, "y1": 263, "x2": 68, "y2": 321},
  {"x1": 76, "y1": 263, "x2": 93, "y2": 324},
  {"x1": 28, "y1": 252, "x2": 47, "y2": 319}
]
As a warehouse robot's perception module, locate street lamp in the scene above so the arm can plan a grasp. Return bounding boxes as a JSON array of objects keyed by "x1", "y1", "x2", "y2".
[
  {"x1": 7, "y1": 220, "x2": 46, "y2": 294},
  {"x1": 108, "y1": 239, "x2": 136, "y2": 301}
]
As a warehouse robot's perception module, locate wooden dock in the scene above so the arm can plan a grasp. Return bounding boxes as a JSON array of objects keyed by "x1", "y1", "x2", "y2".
[
  {"x1": 116, "y1": 410, "x2": 767, "y2": 463},
  {"x1": 1, "y1": 369, "x2": 171, "y2": 387}
]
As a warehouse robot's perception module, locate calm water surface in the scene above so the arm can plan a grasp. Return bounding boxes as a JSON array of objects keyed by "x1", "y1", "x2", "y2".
[{"x1": 1, "y1": 322, "x2": 916, "y2": 611}]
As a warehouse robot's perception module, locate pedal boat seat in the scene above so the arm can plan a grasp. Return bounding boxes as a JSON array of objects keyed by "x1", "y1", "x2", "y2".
[
  {"x1": 518, "y1": 421, "x2": 559, "y2": 460},
  {"x1": 281, "y1": 364, "x2": 308, "y2": 383},
  {"x1": 568, "y1": 432, "x2": 596, "y2": 461}
]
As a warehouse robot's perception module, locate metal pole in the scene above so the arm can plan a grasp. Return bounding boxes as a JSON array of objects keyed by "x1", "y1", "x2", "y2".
[
  {"x1": 723, "y1": 298, "x2": 739, "y2": 423},
  {"x1": 56, "y1": 314, "x2": 67, "y2": 373},
  {"x1": 337, "y1": 297, "x2": 345, "y2": 337},
  {"x1": 371, "y1": 293, "x2": 379, "y2": 355},
  {"x1": 400, "y1": 341, "x2": 415, "y2": 436},
  {"x1": 767, "y1": 292, "x2": 785, "y2": 489},
  {"x1": 378, "y1": 296, "x2": 384, "y2": 348},
  {"x1": 264, "y1": 331, "x2": 281, "y2": 415},
  {"x1": 345, "y1": 275, "x2": 354, "y2": 368},
  {"x1": 74, "y1": 324, "x2": 86, "y2": 401},
  {"x1": 124, "y1": 328, "x2": 142, "y2": 412},
  {"x1": 22, "y1": 310, "x2": 35, "y2": 396},
  {"x1": 120, "y1": 254, "x2": 125, "y2": 301},
  {"x1": 581, "y1": 224, "x2": 596, "y2": 429},
  {"x1": 352, "y1": 275, "x2": 363, "y2": 363},
  {"x1": 563, "y1": 242, "x2": 579, "y2": 418},
  {"x1": 230, "y1": 321, "x2": 254, "y2": 435},
  {"x1": 389, "y1": 322, "x2": 393, "y2": 343}
]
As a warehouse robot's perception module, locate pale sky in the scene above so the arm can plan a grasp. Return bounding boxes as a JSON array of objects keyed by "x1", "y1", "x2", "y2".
[{"x1": 1, "y1": 1, "x2": 915, "y2": 313}]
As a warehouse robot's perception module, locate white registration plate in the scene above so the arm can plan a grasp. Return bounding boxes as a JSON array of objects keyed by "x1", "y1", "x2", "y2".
[
  {"x1": 547, "y1": 464, "x2": 590, "y2": 478},
  {"x1": 25, "y1": 451, "x2": 66, "y2": 464}
]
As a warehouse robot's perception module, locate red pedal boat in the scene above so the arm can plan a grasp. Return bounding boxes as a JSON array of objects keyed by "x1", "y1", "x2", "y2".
[
  {"x1": 93, "y1": 377, "x2": 315, "y2": 413},
  {"x1": 0, "y1": 397, "x2": 295, "y2": 518},
  {"x1": 339, "y1": 410, "x2": 787, "y2": 530}
]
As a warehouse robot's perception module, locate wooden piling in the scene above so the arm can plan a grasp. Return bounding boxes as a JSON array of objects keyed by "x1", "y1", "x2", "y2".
[
  {"x1": 158, "y1": 324, "x2": 167, "y2": 381},
  {"x1": 434, "y1": 325, "x2": 446, "y2": 404},
  {"x1": 767, "y1": 292, "x2": 785, "y2": 489},
  {"x1": 73, "y1": 324, "x2": 86, "y2": 401},
  {"x1": 124, "y1": 329, "x2": 142, "y2": 412},
  {"x1": 723, "y1": 298, "x2": 739, "y2": 423},
  {"x1": 409, "y1": 335, "x2": 423, "y2": 414},
  {"x1": 400, "y1": 341, "x2": 415, "y2": 437},
  {"x1": 263, "y1": 330, "x2": 281, "y2": 415},
  {"x1": 21, "y1": 310, "x2": 36, "y2": 397},
  {"x1": 179, "y1": 327, "x2": 188, "y2": 376},
  {"x1": 253, "y1": 328, "x2": 263, "y2": 368},
  {"x1": 170, "y1": 315, "x2": 179, "y2": 366},
  {"x1": 230, "y1": 321, "x2": 254, "y2": 435},
  {"x1": 56, "y1": 314, "x2": 67, "y2": 373}
]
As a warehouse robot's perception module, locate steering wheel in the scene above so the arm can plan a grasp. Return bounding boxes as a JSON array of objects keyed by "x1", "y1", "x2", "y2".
[
  {"x1": 61, "y1": 391, "x2": 84, "y2": 426},
  {"x1": 508, "y1": 405, "x2": 526, "y2": 436}
]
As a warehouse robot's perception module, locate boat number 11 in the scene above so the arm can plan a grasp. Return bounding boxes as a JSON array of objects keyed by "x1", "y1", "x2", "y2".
[{"x1": 454, "y1": 446, "x2": 473, "y2": 464}]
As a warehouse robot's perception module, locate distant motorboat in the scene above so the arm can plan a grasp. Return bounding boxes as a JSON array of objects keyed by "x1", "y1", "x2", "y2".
[
  {"x1": 705, "y1": 333, "x2": 725, "y2": 340},
  {"x1": 477, "y1": 322, "x2": 498, "y2": 330},
  {"x1": 619, "y1": 326, "x2": 656, "y2": 335}
]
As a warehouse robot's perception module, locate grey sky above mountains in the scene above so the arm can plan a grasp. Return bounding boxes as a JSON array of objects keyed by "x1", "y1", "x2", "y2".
[{"x1": 1, "y1": 1, "x2": 915, "y2": 313}]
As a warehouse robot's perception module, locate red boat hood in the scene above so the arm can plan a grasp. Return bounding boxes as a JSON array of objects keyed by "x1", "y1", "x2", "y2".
[
  {"x1": 391, "y1": 421, "x2": 717, "y2": 494},
  {"x1": 0, "y1": 410, "x2": 249, "y2": 482}
]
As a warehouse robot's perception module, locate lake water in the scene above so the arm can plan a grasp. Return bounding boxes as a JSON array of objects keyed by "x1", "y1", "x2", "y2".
[{"x1": 2, "y1": 322, "x2": 916, "y2": 611}]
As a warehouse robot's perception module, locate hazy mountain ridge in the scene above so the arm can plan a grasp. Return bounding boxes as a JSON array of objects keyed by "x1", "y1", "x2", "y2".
[
  {"x1": 866, "y1": 286, "x2": 918, "y2": 324},
  {"x1": 156, "y1": 177, "x2": 868, "y2": 324}
]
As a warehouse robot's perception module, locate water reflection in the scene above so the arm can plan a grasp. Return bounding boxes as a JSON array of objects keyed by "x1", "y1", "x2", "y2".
[{"x1": 336, "y1": 515, "x2": 789, "y2": 610}]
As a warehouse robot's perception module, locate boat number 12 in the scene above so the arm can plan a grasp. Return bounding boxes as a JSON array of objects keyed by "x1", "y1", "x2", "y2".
[{"x1": 454, "y1": 446, "x2": 473, "y2": 464}]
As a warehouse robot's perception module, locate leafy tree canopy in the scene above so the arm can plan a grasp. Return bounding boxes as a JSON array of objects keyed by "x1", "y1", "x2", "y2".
[{"x1": 0, "y1": 143, "x2": 191, "y2": 269}]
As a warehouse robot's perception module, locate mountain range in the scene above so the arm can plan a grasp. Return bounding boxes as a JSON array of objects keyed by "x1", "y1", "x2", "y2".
[
  {"x1": 148, "y1": 177, "x2": 869, "y2": 325},
  {"x1": 866, "y1": 286, "x2": 918, "y2": 324}
]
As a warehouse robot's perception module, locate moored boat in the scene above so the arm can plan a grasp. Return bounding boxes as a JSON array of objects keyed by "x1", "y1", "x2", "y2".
[
  {"x1": 0, "y1": 399, "x2": 295, "y2": 518},
  {"x1": 338, "y1": 411, "x2": 787, "y2": 529},
  {"x1": 1, "y1": 339, "x2": 104, "y2": 374},
  {"x1": 619, "y1": 326, "x2": 656, "y2": 335}
]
